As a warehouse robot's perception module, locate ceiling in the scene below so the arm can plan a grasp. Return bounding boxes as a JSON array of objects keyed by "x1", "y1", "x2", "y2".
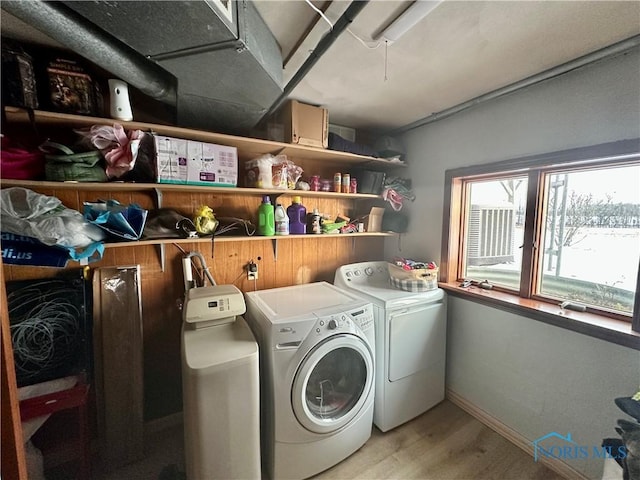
[
  {"x1": 257, "y1": 0, "x2": 640, "y2": 133},
  {"x1": 2, "y1": 1, "x2": 640, "y2": 135}
]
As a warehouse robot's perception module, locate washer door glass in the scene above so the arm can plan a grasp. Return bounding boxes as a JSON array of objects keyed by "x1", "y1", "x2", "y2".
[{"x1": 292, "y1": 334, "x2": 374, "y2": 434}]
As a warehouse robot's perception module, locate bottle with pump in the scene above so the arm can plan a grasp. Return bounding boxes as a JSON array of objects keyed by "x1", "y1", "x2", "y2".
[
  {"x1": 258, "y1": 195, "x2": 275, "y2": 236},
  {"x1": 275, "y1": 203, "x2": 289, "y2": 235},
  {"x1": 287, "y1": 196, "x2": 307, "y2": 234},
  {"x1": 307, "y1": 208, "x2": 322, "y2": 234}
]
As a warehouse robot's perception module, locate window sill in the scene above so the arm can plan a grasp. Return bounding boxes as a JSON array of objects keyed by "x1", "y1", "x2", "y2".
[{"x1": 439, "y1": 282, "x2": 640, "y2": 351}]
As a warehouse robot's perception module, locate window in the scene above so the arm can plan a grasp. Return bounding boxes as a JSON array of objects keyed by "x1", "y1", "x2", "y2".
[
  {"x1": 539, "y1": 165, "x2": 639, "y2": 314},
  {"x1": 462, "y1": 175, "x2": 528, "y2": 290},
  {"x1": 442, "y1": 139, "x2": 640, "y2": 333}
]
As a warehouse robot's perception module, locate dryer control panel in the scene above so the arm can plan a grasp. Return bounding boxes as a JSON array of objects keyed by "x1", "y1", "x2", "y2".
[{"x1": 337, "y1": 262, "x2": 388, "y2": 287}]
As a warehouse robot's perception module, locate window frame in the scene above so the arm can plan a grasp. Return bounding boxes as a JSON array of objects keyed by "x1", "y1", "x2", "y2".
[{"x1": 441, "y1": 138, "x2": 640, "y2": 341}]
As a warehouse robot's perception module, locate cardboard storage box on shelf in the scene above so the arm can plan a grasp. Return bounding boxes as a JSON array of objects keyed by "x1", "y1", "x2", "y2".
[
  {"x1": 365, "y1": 207, "x2": 385, "y2": 232},
  {"x1": 154, "y1": 135, "x2": 238, "y2": 186},
  {"x1": 263, "y1": 99, "x2": 328, "y2": 149}
]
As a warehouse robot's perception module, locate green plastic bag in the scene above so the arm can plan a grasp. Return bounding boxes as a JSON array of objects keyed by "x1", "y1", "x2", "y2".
[{"x1": 43, "y1": 141, "x2": 108, "y2": 182}]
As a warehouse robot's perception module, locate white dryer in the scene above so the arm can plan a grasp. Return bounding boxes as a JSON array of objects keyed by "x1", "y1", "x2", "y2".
[
  {"x1": 244, "y1": 282, "x2": 375, "y2": 480},
  {"x1": 334, "y1": 261, "x2": 446, "y2": 432}
]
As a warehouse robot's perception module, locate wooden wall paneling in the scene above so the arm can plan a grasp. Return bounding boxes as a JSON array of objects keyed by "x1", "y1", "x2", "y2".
[
  {"x1": 139, "y1": 255, "x2": 184, "y2": 420},
  {"x1": 50, "y1": 187, "x2": 81, "y2": 211},
  {"x1": 164, "y1": 191, "x2": 259, "y2": 222},
  {"x1": 240, "y1": 240, "x2": 272, "y2": 290},
  {"x1": 297, "y1": 237, "x2": 317, "y2": 284},
  {"x1": 136, "y1": 244, "x2": 164, "y2": 273},
  {"x1": 114, "y1": 244, "x2": 139, "y2": 267},
  {"x1": 243, "y1": 240, "x2": 274, "y2": 291},
  {"x1": 0, "y1": 259, "x2": 28, "y2": 480},
  {"x1": 308, "y1": 236, "x2": 332, "y2": 283},
  {"x1": 93, "y1": 266, "x2": 144, "y2": 468},
  {"x1": 274, "y1": 238, "x2": 296, "y2": 288},
  {"x1": 96, "y1": 248, "x2": 118, "y2": 268},
  {"x1": 4, "y1": 264, "x2": 59, "y2": 282}
]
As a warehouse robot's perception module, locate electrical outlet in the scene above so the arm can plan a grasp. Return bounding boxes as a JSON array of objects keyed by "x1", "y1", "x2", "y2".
[{"x1": 247, "y1": 261, "x2": 258, "y2": 280}]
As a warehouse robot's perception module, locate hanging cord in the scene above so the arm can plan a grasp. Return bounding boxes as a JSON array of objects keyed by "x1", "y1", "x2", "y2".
[
  {"x1": 305, "y1": 0, "x2": 380, "y2": 50},
  {"x1": 304, "y1": 0, "x2": 386, "y2": 81},
  {"x1": 305, "y1": 0, "x2": 333, "y2": 31}
]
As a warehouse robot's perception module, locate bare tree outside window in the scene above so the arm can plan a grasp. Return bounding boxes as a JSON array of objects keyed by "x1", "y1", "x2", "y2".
[{"x1": 540, "y1": 165, "x2": 640, "y2": 313}]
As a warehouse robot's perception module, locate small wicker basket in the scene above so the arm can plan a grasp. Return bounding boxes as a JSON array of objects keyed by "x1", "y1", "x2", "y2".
[{"x1": 388, "y1": 263, "x2": 438, "y2": 292}]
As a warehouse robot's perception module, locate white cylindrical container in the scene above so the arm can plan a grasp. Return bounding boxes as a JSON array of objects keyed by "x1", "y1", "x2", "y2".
[{"x1": 108, "y1": 79, "x2": 133, "y2": 121}]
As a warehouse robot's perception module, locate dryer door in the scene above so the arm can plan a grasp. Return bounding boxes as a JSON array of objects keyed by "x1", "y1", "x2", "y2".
[
  {"x1": 388, "y1": 302, "x2": 446, "y2": 382},
  {"x1": 292, "y1": 334, "x2": 374, "y2": 434}
]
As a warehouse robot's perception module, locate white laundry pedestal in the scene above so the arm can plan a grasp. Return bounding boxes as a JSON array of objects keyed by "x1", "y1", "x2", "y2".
[{"x1": 182, "y1": 315, "x2": 260, "y2": 480}]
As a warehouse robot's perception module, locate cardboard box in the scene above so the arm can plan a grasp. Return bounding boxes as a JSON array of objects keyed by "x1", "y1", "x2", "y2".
[
  {"x1": 264, "y1": 100, "x2": 328, "y2": 148},
  {"x1": 155, "y1": 135, "x2": 188, "y2": 184},
  {"x1": 365, "y1": 207, "x2": 385, "y2": 232},
  {"x1": 154, "y1": 135, "x2": 238, "y2": 187}
]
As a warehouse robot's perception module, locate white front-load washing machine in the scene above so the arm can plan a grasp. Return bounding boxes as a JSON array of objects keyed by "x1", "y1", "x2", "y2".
[
  {"x1": 244, "y1": 282, "x2": 375, "y2": 480},
  {"x1": 334, "y1": 261, "x2": 447, "y2": 432}
]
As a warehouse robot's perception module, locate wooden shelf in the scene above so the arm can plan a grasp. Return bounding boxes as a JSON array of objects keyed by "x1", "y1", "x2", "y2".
[
  {"x1": 0, "y1": 179, "x2": 382, "y2": 200},
  {"x1": 4, "y1": 107, "x2": 407, "y2": 169},
  {"x1": 2, "y1": 107, "x2": 401, "y2": 267},
  {"x1": 103, "y1": 232, "x2": 396, "y2": 249}
]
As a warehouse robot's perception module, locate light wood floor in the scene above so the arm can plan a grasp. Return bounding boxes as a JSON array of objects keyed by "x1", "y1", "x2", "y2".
[
  {"x1": 93, "y1": 399, "x2": 563, "y2": 480},
  {"x1": 312, "y1": 400, "x2": 563, "y2": 480}
]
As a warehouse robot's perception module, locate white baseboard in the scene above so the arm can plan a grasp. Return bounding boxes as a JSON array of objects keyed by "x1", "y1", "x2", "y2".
[{"x1": 446, "y1": 388, "x2": 589, "y2": 480}]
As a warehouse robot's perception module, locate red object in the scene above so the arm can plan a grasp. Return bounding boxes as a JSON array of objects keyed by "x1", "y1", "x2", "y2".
[
  {"x1": 0, "y1": 138, "x2": 45, "y2": 180},
  {"x1": 20, "y1": 381, "x2": 91, "y2": 480}
]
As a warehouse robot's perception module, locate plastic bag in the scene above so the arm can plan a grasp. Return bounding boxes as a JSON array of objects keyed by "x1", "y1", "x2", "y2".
[
  {"x1": 84, "y1": 200, "x2": 148, "y2": 241},
  {"x1": 245, "y1": 154, "x2": 275, "y2": 188},
  {"x1": 40, "y1": 141, "x2": 107, "y2": 182},
  {"x1": 244, "y1": 154, "x2": 301, "y2": 189},
  {"x1": 143, "y1": 208, "x2": 198, "y2": 239},
  {"x1": 74, "y1": 124, "x2": 154, "y2": 181},
  {"x1": 0, "y1": 187, "x2": 105, "y2": 248}
]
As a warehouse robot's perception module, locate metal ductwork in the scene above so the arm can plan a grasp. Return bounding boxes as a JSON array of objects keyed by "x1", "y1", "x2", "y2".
[{"x1": 2, "y1": 0, "x2": 283, "y2": 135}]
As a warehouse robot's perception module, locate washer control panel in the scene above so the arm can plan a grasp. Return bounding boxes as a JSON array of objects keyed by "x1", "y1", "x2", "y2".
[{"x1": 312, "y1": 304, "x2": 374, "y2": 335}]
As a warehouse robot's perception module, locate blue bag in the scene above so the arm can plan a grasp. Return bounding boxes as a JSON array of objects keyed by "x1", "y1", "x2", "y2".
[{"x1": 83, "y1": 200, "x2": 148, "y2": 241}]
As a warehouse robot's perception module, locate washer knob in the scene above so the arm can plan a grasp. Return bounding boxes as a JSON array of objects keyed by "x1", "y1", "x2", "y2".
[
  {"x1": 365, "y1": 267, "x2": 374, "y2": 276},
  {"x1": 328, "y1": 319, "x2": 338, "y2": 330}
]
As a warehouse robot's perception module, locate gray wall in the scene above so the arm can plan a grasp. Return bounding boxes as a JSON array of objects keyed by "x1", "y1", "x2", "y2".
[{"x1": 388, "y1": 48, "x2": 640, "y2": 479}]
